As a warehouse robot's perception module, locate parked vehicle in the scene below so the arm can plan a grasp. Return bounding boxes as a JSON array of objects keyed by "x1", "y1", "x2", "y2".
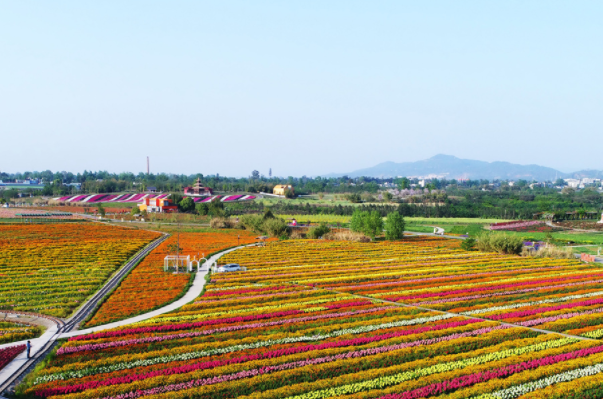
[{"x1": 217, "y1": 263, "x2": 241, "y2": 273}]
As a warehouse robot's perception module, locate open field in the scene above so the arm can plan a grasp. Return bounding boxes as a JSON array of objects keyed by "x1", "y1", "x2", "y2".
[
  {"x1": 275, "y1": 214, "x2": 352, "y2": 224},
  {"x1": 497, "y1": 231, "x2": 603, "y2": 246},
  {"x1": 21, "y1": 237, "x2": 603, "y2": 399},
  {"x1": 0, "y1": 223, "x2": 160, "y2": 318},
  {"x1": 84, "y1": 229, "x2": 262, "y2": 327}
]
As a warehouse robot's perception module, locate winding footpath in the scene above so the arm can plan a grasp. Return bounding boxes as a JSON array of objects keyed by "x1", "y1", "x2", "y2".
[{"x1": 0, "y1": 236, "x2": 252, "y2": 395}]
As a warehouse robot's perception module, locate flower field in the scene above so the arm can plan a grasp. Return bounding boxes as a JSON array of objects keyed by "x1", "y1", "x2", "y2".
[
  {"x1": 0, "y1": 345, "x2": 25, "y2": 371},
  {"x1": 84, "y1": 230, "x2": 261, "y2": 327},
  {"x1": 21, "y1": 237, "x2": 603, "y2": 399},
  {"x1": 0, "y1": 208, "x2": 83, "y2": 220},
  {"x1": 0, "y1": 223, "x2": 160, "y2": 318},
  {"x1": 0, "y1": 320, "x2": 41, "y2": 344},
  {"x1": 489, "y1": 221, "x2": 561, "y2": 233}
]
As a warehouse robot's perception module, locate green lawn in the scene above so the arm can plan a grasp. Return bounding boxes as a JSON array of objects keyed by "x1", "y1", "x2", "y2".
[{"x1": 405, "y1": 217, "x2": 511, "y2": 224}]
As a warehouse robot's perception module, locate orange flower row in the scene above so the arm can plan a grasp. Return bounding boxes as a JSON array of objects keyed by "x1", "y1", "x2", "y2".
[{"x1": 84, "y1": 229, "x2": 260, "y2": 327}]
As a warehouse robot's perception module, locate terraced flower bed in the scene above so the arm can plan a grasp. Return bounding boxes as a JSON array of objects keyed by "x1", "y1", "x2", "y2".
[
  {"x1": 20, "y1": 237, "x2": 603, "y2": 399},
  {"x1": 0, "y1": 320, "x2": 41, "y2": 344},
  {"x1": 84, "y1": 230, "x2": 261, "y2": 327},
  {"x1": 0, "y1": 223, "x2": 160, "y2": 317}
]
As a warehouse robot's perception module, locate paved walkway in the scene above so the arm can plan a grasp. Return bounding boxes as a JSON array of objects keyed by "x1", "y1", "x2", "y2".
[
  {"x1": 0, "y1": 325, "x2": 60, "y2": 375},
  {"x1": 0, "y1": 244, "x2": 253, "y2": 390},
  {"x1": 61, "y1": 244, "x2": 248, "y2": 338},
  {"x1": 405, "y1": 231, "x2": 465, "y2": 240}
]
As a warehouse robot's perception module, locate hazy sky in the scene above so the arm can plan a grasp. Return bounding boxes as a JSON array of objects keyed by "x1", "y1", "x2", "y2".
[{"x1": 1, "y1": 1, "x2": 602, "y2": 177}]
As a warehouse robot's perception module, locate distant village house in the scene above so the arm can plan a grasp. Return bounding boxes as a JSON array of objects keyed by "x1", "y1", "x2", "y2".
[{"x1": 273, "y1": 184, "x2": 294, "y2": 196}]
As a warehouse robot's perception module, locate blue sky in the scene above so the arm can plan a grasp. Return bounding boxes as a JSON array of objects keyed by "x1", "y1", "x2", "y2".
[{"x1": 1, "y1": 1, "x2": 601, "y2": 177}]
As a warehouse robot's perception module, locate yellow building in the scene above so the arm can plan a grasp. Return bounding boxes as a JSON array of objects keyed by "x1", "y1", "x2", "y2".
[{"x1": 273, "y1": 184, "x2": 293, "y2": 196}]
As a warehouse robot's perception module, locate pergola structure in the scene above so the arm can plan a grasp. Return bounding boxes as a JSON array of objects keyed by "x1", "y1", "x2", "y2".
[{"x1": 164, "y1": 254, "x2": 208, "y2": 272}]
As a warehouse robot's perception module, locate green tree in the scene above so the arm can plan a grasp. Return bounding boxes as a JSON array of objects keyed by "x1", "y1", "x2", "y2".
[
  {"x1": 347, "y1": 193, "x2": 362, "y2": 203},
  {"x1": 365, "y1": 211, "x2": 384, "y2": 238},
  {"x1": 207, "y1": 199, "x2": 225, "y2": 217},
  {"x1": 96, "y1": 203, "x2": 106, "y2": 217},
  {"x1": 384, "y1": 212, "x2": 405, "y2": 240},
  {"x1": 395, "y1": 177, "x2": 410, "y2": 189},
  {"x1": 350, "y1": 209, "x2": 367, "y2": 233},
  {"x1": 350, "y1": 209, "x2": 383, "y2": 239},
  {"x1": 178, "y1": 197, "x2": 195, "y2": 213},
  {"x1": 195, "y1": 203, "x2": 209, "y2": 215},
  {"x1": 170, "y1": 193, "x2": 184, "y2": 205},
  {"x1": 130, "y1": 207, "x2": 139, "y2": 216}
]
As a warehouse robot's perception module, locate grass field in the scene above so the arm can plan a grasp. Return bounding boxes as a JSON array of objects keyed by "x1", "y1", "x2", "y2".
[
  {"x1": 498, "y1": 230, "x2": 603, "y2": 245},
  {"x1": 570, "y1": 245, "x2": 603, "y2": 256}
]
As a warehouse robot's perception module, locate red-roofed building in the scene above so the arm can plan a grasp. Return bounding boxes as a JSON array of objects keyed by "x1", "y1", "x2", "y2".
[{"x1": 184, "y1": 178, "x2": 213, "y2": 196}]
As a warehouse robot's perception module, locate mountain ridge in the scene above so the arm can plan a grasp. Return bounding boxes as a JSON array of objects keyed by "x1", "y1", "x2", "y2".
[{"x1": 327, "y1": 155, "x2": 601, "y2": 181}]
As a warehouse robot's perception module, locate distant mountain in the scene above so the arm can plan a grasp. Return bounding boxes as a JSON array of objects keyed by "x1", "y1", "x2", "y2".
[{"x1": 330, "y1": 155, "x2": 601, "y2": 181}]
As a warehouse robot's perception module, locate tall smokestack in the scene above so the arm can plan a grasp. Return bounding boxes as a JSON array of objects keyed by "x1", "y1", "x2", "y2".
[{"x1": 147, "y1": 156, "x2": 149, "y2": 175}]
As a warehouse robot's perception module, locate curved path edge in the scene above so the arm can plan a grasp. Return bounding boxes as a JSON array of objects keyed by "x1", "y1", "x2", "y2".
[
  {"x1": 0, "y1": 242, "x2": 254, "y2": 393},
  {"x1": 0, "y1": 233, "x2": 169, "y2": 393},
  {"x1": 61, "y1": 243, "x2": 253, "y2": 338}
]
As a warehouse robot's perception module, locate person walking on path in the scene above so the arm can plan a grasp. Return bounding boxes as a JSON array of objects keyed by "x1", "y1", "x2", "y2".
[{"x1": 26, "y1": 340, "x2": 31, "y2": 358}]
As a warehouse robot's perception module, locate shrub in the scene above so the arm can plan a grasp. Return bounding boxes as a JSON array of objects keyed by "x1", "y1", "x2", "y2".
[
  {"x1": 240, "y1": 214, "x2": 265, "y2": 233},
  {"x1": 522, "y1": 246, "x2": 574, "y2": 259},
  {"x1": 284, "y1": 189, "x2": 295, "y2": 199},
  {"x1": 460, "y1": 237, "x2": 477, "y2": 251},
  {"x1": 307, "y1": 223, "x2": 331, "y2": 239},
  {"x1": 263, "y1": 218, "x2": 291, "y2": 237},
  {"x1": 240, "y1": 214, "x2": 290, "y2": 238},
  {"x1": 477, "y1": 232, "x2": 524, "y2": 255},
  {"x1": 290, "y1": 229, "x2": 305, "y2": 239},
  {"x1": 210, "y1": 217, "x2": 235, "y2": 229},
  {"x1": 324, "y1": 230, "x2": 371, "y2": 242}
]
